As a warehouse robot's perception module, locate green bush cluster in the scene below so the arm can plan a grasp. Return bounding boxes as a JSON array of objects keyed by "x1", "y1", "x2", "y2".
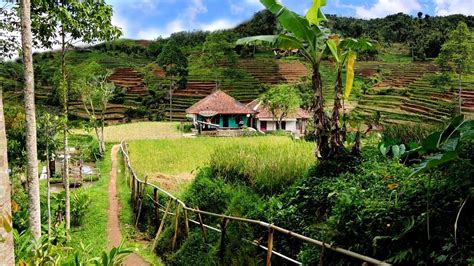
[{"x1": 158, "y1": 136, "x2": 473, "y2": 265}]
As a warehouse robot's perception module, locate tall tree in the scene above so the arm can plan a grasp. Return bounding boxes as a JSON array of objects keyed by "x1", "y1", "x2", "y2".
[
  {"x1": 0, "y1": 88, "x2": 15, "y2": 265},
  {"x1": 157, "y1": 40, "x2": 188, "y2": 121},
  {"x1": 70, "y1": 62, "x2": 114, "y2": 156},
  {"x1": 37, "y1": 112, "x2": 61, "y2": 237},
  {"x1": 260, "y1": 84, "x2": 301, "y2": 130},
  {"x1": 201, "y1": 32, "x2": 237, "y2": 89},
  {"x1": 21, "y1": 0, "x2": 41, "y2": 240},
  {"x1": 436, "y1": 22, "x2": 473, "y2": 114},
  {"x1": 30, "y1": 0, "x2": 121, "y2": 232}
]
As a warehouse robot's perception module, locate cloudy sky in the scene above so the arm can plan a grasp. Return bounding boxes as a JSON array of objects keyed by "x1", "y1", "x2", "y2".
[{"x1": 107, "y1": 0, "x2": 473, "y2": 40}]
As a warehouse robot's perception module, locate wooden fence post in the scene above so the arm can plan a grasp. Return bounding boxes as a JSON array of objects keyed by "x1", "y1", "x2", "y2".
[
  {"x1": 219, "y1": 218, "x2": 229, "y2": 262},
  {"x1": 172, "y1": 202, "x2": 181, "y2": 250},
  {"x1": 152, "y1": 199, "x2": 172, "y2": 250},
  {"x1": 135, "y1": 176, "x2": 148, "y2": 228},
  {"x1": 266, "y1": 227, "x2": 274, "y2": 266},
  {"x1": 184, "y1": 209, "x2": 190, "y2": 238},
  {"x1": 197, "y1": 207, "x2": 207, "y2": 244},
  {"x1": 131, "y1": 175, "x2": 136, "y2": 206},
  {"x1": 153, "y1": 188, "x2": 160, "y2": 225}
]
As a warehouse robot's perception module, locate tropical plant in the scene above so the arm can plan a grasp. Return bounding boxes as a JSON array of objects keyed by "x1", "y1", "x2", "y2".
[
  {"x1": 237, "y1": 0, "x2": 370, "y2": 159},
  {"x1": 260, "y1": 84, "x2": 302, "y2": 130},
  {"x1": 325, "y1": 35, "x2": 372, "y2": 152},
  {"x1": 409, "y1": 115, "x2": 473, "y2": 176}
]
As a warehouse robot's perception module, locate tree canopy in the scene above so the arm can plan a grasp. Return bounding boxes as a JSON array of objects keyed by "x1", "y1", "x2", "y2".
[{"x1": 260, "y1": 84, "x2": 301, "y2": 130}]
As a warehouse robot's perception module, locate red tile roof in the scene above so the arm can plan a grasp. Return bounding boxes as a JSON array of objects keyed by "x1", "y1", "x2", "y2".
[
  {"x1": 186, "y1": 90, "x2": 256, "y2": 115},
  {"x1": 246, "y1": 99, "x2": 311, "y2": 119}
]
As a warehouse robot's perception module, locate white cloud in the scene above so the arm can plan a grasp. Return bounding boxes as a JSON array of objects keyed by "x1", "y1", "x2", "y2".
[
  {"x1": 112, "y1": 11, "x2": 130, "y2": 38},
  {"x1": 434, "y1": 0, "x2": 474, "y2": 16},
  {"x1": 353, "y1": 0, "x2": 421, "y2": 18},
  {"x1": 200, "y1": 19, "x2": 237, "y2": 31}
]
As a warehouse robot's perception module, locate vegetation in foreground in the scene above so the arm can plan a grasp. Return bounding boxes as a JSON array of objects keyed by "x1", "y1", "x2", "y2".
[{"x1": 126, "y1": 119, "x2": 473, "y2": 265}]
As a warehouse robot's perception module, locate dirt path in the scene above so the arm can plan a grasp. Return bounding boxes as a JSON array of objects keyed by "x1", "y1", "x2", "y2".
[{"x1": 108, "y1": 145, "x2": 150, "y2": 266}]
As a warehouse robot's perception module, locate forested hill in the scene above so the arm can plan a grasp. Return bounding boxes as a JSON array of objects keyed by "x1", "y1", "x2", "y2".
[{"x1": 1, "y1": 11, "x2": 473, "y2": 124}]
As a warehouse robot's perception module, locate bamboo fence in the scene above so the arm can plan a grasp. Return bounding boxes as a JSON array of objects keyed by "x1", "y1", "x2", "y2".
[{"x1": 119, "y1": 141, "x2": 391, "y2": 266}]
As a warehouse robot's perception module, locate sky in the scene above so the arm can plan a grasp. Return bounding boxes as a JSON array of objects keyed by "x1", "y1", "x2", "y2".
[{"x1": 106, "y1": 0, "x2": 474, "y2": 40}]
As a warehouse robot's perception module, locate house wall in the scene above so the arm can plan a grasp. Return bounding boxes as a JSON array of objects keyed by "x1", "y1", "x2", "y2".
[
  {"x1": 195, "y1": 114, "x2": 248, "y2": 128},
  {"x1": 257, "y1": 119, "x2": 298, "y2": 133}
]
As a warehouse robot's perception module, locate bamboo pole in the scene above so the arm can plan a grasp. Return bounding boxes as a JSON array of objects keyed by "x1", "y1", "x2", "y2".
[
  {"x1": 152, "y1": 199, "x2": 172, "y2": 250},
  {"x1": 219, "y1": 218, "x2": 229, "y2": 261},
  {"x1": 154, "y1": 188, "x2": 160, "y2": 226},
  {"x1": 184, "y1": 209, "x2": 190, "y2": 237},
  {"x1": 135, "y1": 176, "x2": 148, "y2": 228},
  {"x1": 197, "y1": 207, "x2": 207, "y2": 243},
  {"x1": 172, "y1": 202, "x2": 181, "y2": 250},
  {"x1": 266, "y1": 227, "x2": 274, "y2": 266}
]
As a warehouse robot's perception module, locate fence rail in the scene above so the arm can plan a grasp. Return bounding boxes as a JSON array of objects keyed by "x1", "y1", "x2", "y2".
[{"x1": 119, "y1": 141, "x2": 390, "y2": 266}]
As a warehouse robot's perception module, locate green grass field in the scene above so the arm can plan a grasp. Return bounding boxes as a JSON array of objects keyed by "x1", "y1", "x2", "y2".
[{"x1": 127, "y1": 136, "x2": 315, "y2": 178}]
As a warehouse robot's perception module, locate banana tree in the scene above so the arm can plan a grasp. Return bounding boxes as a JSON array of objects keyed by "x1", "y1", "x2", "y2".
[
  {"x1": 326, "y1": 36, "x2": 372, "y2": 152},
  {"x1": 236, "y1": 0, "x2": 332, "y2": 158}
]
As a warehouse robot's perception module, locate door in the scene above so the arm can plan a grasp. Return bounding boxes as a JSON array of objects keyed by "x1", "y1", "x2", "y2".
[
  {"x1": 260, "y1": 121, "x2": 267, "y2": 131},
  {"x1": 223, "y1": 116, "x2": 229, "y2": 128},
  {"x1": 281, "y1": 121, "x2": 286, "y2": 130}
]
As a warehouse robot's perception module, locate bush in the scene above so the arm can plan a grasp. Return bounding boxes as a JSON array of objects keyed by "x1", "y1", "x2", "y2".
[
  {"x1": 383, "y1": 123, "x2": 441, "y2": 144},
  {"x1": 272, "y1": 141, "x2": 474, "y2": 265}
]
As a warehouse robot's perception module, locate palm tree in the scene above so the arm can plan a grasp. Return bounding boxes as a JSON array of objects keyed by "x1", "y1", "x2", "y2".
[
  {"x1": 0, "y1": 88, "x2": 15, "y2": 265},
  {"x1": 20, "y1": 0, "x2": 41, "y2": 240},
  {"x1": 237, "y1": 0, "x2": 332, "y2": 158}
]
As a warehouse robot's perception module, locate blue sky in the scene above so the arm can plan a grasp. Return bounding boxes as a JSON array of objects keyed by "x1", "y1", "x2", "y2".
[{"x1": 106, "y1": 0, "x2": 473, "y2": 40}]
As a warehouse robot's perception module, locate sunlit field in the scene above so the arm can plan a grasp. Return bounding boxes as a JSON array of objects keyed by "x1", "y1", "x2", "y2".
[{"x1": 127, "y1": 136, "x2": 314, "y2": 178}]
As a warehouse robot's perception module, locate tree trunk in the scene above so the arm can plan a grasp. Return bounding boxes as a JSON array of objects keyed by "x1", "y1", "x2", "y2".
[
  {"x1": 46, "y1": 141, "x2": 51, "y2": 238},
  {"x1": 0, "y1": 88, "x2": 15, "y2": 265},
  {"x1": 21, "y1": 0, "x2": 41, "y2": 240},
  {"x1": 330, "y1": 69, "x2": 344, "y2": 154},
  {"x1": 458, "y1": 74, "x2": 462, "y2": 114},
  {"x1": 312, "y1": 66, "x2": 330, "y2": 159},
  {"x1": 61, "y1": 29, "x2": 71, "y2": 234}
]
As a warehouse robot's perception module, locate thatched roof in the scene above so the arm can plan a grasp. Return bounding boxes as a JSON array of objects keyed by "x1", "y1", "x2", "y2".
[{"x1": 186, "y1": 90, "x2": 256, "y2": 115}]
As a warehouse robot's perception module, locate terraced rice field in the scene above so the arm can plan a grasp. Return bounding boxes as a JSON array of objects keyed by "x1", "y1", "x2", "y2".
[{"x1": 352, "y1": 61, "x2": 474, "y2": 124}]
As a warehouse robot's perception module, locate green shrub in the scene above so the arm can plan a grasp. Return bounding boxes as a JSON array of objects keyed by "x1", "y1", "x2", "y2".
[
  {"x1": 383, "y1": 123, "x2": 441, "y2": 144},
  {"x1": 272, "y1": 141, "x2": 474, "y2": 265}
]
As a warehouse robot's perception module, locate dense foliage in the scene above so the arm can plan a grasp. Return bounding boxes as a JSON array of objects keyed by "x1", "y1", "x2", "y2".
[
  {"x1": 329, "y1": 13, "x2": 474, "y2": 60},
  {"x1": 145, "y1": 118, "x2": 474, "y2": 265}
]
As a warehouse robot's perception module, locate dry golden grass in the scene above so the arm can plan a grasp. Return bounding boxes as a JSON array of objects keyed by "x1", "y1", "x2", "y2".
[{"x1": 73, "y1": 122, "x2": 182, "y2": 142}]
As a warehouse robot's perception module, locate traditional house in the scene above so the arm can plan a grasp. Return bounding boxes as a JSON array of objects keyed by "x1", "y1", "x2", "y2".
[
  {"x1": 246, "y1": 99, "x2": 310, "y2": 135},
  {"x1": 186, "y1": 90, "x2": 256, "y2": 130}
]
